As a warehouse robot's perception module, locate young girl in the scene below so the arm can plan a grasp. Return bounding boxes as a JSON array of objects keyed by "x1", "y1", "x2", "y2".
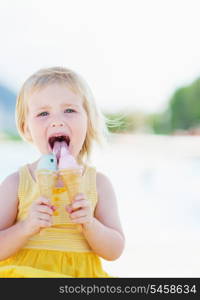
[{"x1": 0, "y1": 67, "x2": 125, "y2": 277}]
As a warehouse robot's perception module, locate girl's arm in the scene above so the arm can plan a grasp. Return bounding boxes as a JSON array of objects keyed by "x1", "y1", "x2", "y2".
[
  {"x1": 0, "y1": 172, "x2": 54, "y2": 261},
  {"x1": 0, "y1": 172, "x2": 31, "y2": 260},
  {"x1": 83, "y1": 172, "x2": 125, "y2": 260}
]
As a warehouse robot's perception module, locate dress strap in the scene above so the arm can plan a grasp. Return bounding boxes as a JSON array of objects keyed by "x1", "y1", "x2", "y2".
[
  {"x1": 17, "y1": 165, "x2": 40, "y2": 221},
  {"x1": 18, "y1": 165, "x2": 31, "y2": 202}
]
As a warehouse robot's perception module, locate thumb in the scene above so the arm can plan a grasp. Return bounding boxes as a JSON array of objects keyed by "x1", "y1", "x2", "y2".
[
  {"x1": 36, "y1": 196, "x2": 51, "y2": 206},
  {"x1": 65, "y1": 205, "x2": 73, "y2": 213}
]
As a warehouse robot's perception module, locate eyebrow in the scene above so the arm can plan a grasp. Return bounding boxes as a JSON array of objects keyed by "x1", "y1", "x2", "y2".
[{"x1": 34, "y1": 103, "x2": 80, "y2": 111}]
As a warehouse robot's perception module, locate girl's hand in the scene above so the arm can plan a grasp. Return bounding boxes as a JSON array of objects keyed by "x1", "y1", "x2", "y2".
[
  {"x1": 22, "y1": 197, "x2": 55, "y2": 236},
  {"x1": 66, "y1": 193, "x2": 94, "y2": 226}
]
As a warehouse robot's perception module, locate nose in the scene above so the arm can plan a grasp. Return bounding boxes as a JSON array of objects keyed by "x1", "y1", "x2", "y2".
[{"x1": 51, "y1": 121, "x2": 65, "y2": 127}]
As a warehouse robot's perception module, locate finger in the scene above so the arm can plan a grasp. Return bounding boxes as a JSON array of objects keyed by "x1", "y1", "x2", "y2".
[
  {"x1": 74, "y1": 193, "x2": 85, "y2": 201},
  {"x1": 50, "y1": 205, "x2": 57, "y2": 211},
  {"x1": 71, "y1": 200, "x2": 89, "y2": 211},
  {"x1": 36, "y1": 205, "x2": 54, "y2": 216},
  {"x1": 70, "y1": 210, "x2": 87, "y2": 220},
  {"x1": 35, "y1": 197, "x2": 51, "y2": 206},
  {"x1": 37, "y1": 213, "x2": 52, "y2": 222},
  {"x1": 39, "y1": 220, "x2": 52, "y2": 228},
  {"x1": 65, "y1": 205, "x2": 73, "y2": 213}
]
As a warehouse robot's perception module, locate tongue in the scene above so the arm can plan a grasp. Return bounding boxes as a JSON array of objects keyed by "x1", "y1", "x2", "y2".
[
  {"x1": 53, "y1": 141, "x2": 69, "y2": 163},
  {"x1": 59, "y1": 143, "x2": 81, "y2": 170}
]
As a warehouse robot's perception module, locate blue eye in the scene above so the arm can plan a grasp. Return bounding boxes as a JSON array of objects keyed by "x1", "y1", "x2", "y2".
[
  {"x1": 65, "y1": 108, "x2": 75, "y2": 113},
  {"x1": 38, "y1": 112, "x2": 48, "y2": 117}
]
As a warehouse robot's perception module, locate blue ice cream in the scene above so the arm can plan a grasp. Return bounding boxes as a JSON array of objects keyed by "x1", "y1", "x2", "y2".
[{"x1": 37, "y1": 154, "x2": 58, "y2": 171}]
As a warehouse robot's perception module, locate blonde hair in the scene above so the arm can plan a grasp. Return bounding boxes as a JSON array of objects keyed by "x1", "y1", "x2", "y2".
[{"x1": 15, "y1": 66, "x2": 108, "y2": 163}]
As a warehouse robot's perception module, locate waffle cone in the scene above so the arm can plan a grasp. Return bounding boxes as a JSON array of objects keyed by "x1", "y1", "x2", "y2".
[
  {"x1": 36, "y1": 169, "x2": 57, "y2": 199},
  {"x1": 59, "y1": 168, "x2": 82, "y2": 203},
  {"x1": 59, "y1": 168, "x2": 83, "y2": 232}
]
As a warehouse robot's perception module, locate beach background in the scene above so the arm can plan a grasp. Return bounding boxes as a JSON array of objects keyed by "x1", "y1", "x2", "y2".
[{"x1": 1, "y1": 133, "x2": 200, "y2": 277}]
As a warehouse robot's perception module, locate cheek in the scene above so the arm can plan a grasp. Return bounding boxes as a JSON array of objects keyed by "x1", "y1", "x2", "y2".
[
  {"x1": 27, "y1": 117, "x2": 44, "y2": 137},
  {"x1": 74, "y1": 116, "x2": 87, "y2": 142}
]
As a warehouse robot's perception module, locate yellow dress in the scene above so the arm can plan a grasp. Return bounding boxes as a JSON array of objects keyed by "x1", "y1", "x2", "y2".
[{"x1": 0, "y1": 164, "x2": 111, "y2": 278}]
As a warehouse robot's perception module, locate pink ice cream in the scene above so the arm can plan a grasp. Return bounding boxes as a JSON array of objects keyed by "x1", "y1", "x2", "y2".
[
  {"x1": 56, "y1": 142, "x2": 83, "y2": 232},
  {"x1": 53, "y1": 141, "x2": 82, "y2": 171}
]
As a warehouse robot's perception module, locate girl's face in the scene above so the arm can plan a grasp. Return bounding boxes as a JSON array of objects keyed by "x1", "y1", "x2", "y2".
[{"x1": 25, "y1": 83, "x2": 88, "y2": 158}]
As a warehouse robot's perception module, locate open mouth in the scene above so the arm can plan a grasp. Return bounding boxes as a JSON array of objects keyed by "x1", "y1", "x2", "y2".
[
  {"x1": 48, "y1": 135, "x2": 70, "y2": 163},
  {"x1": 48, "y1": 135, "x2": 70, "y2": 151}
]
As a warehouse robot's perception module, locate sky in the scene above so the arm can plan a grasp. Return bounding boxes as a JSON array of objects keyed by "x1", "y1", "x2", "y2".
[{"x1": 1, "y1": 0, "x2": 200, "y2": 113}]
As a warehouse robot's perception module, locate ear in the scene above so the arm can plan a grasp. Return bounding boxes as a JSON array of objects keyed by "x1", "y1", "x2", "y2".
[{"x1": 23, "y1": 121, "x2": 32, "y2": 142}]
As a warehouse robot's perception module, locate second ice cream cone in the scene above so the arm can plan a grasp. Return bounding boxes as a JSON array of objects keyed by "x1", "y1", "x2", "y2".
[
  {"x1": 59, "y1": 168, "x2": 83, "y2": 231},
  {"x1": 59, "y1": 168, "x2": 82, "y2": 204}
]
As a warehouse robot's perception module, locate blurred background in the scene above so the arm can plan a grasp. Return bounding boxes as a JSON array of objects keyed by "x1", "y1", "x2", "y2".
[{"x1": 1, "y1": 0, "x2": 200, "y2": 277}]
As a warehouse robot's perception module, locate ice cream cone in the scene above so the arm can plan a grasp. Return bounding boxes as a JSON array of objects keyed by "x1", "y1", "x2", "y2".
[
  {"x1": 59, "y1": 168, "x2": 83, "y2": 232},
  {"x1": 36, "y1": 169, "x2": 58, "y2": 199},
  {"x1": 59, "y1": 168, "x2": 82, "y2": 204}
]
